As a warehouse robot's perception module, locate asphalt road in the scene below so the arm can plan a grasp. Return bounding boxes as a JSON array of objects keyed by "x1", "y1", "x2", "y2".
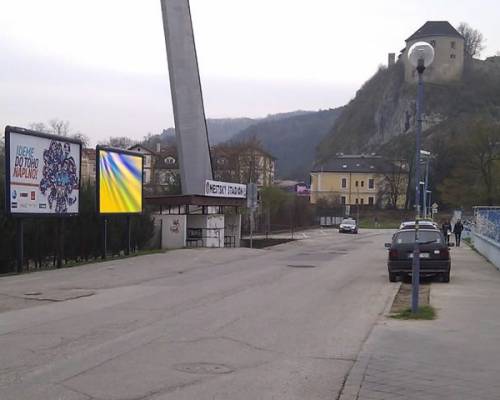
[{"x1": 0, "y1": 228, "x2": 397, "y2": 400}]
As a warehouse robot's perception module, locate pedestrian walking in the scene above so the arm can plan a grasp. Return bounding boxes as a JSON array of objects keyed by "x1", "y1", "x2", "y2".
[
  {"x1": 442, "y1": 220, "x2": 452, "y2": 245},
  {"x1": 454, "y1": 220, "x2": 464, "y2": 247}
]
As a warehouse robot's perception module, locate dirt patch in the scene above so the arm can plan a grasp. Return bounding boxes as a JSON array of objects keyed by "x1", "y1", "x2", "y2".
[
  {"x1": 241, "y1": 238, "x2": 295, "y2": 249},
  {"x1": 390, "y1": 283, "x2": 431, "y2": 314}
]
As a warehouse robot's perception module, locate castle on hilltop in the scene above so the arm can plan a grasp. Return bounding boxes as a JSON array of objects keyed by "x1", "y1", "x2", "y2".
[{"x1": 390, "y1": 21, "x2": 465, "y2": 84}]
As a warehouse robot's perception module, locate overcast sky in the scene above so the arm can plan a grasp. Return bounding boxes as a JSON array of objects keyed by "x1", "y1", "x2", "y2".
[{"x1": 1, "y1": 0, "x2": 499, "y2": 145}]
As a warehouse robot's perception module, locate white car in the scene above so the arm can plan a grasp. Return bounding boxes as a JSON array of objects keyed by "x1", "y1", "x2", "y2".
[{"x1": 339, "y1": 218, "x2": 358, "y2": 234}]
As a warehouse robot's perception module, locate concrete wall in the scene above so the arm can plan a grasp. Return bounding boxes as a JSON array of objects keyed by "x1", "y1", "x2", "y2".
[
  {"x1": 225, "y1": 214, "x2": 241, "y2": 247},
  {"x1": 404, "y1": 36, "x2": 464, "y2": 83},
  {"x1": 160, "y1": 0, "x2": 213, "y2": 195},
  {"x1": 472, "y1": 232, "x2": 500, "y2": 271},
  {"x1": 157, "y1": 214, "x2": 187, "y2": 249},
  {"x1": 187, "y1": 214, "x2": 224, "y2": 248}
]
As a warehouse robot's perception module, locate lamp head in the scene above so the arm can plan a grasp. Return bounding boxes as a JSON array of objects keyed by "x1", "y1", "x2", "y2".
[{"x1": 408, "y1": 41, "x2": 435, "y2": 69}]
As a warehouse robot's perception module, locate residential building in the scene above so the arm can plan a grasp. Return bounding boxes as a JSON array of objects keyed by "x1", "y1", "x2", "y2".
[
  {"x1": 212, "y1": 143, "x2": 276, "y2": 187},
  {"x1": 310, "y1": 155, "x2": 407, "y2": 209},
  {"x1": 81, "y1": 148, "x2": 96, "y2": 185},
  {"x1": 128, "y1": 144, "x2": 155, "y2": 185},
  {"x1": 152, "y1": 145, "x2": 180, "y2": 194},
  {"x1": 402, "y1": 21, "x2": 465, "y2": 83}
]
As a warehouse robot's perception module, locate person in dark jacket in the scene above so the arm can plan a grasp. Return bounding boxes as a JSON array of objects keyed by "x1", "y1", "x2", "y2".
[
  {"x1": 442, "y1": 220, "x2": 452, "y2": 245},
  {"x1": 454, "y1": 220, "x2": 464, "y2": 246}
]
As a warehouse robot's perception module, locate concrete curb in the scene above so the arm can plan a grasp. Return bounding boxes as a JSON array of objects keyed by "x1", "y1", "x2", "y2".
[
  {"x1": 338, "y1": 282, "x2": 401, "y2": 399},
  {"x1": 338, "y1": 354, "x2": 371, "y2": 400}
]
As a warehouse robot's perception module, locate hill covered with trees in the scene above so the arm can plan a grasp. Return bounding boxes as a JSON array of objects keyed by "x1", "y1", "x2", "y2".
[{"x1": 231, "y1": 108, "x2": 344, "y2": 181}]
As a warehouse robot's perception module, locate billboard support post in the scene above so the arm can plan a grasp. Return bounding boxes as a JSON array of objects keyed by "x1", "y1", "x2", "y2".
[
  {"x1": 57, "y1": 219, "x2": 65, "y2": 268},
  {"x1": 16, "y1": 219, "x2": 24, "y2": 274},
  {"x1": 101, "y1": 217, "x2": 108, "y2": 260},
  {"x1": 126, "y1": 215, "x2": 132, "y2": 256}
]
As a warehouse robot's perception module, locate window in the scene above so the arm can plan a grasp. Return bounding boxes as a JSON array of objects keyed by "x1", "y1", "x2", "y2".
[
  {"x1": 355, "y1": 198, "x2": 359, "y2": 205},
  {"x1": 341, "y1": 196, "x2": 346, "y2": 205},
  {"x1": 368, "y1": 197, "x2": 374, "y2": 205},
  {"x1": 165, "y1": 156, "x2": 176, "y2": 165},
  {"x1": 360, "y1": 198, "x2": 364, "y2": 205},
  {"x1": 368, "y1": 179, "x2": 374, "y2": 189},
  {"x1": 355, "y1": 180, "x2": 359, "y2": 187},
  {"x1": 430, "y1": 40, "x2": 436, "y2": 47},
  {"x1": 361, "y1": 181, "x2": 364, "y2": 187},
  {"x1": 341, "y1": 178, "x2": 347, "y2": 188},
  {"x1": 451, "y1": 41, "x2": 456, "y2": 49},
  {"x1": 450, "y1": 54, "x2": 456, "y2": 59}
]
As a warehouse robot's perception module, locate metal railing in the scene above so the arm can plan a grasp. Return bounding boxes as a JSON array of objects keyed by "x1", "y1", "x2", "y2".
[{"x1": 186, "y1": 228, "x2": 236, "y2": 248}]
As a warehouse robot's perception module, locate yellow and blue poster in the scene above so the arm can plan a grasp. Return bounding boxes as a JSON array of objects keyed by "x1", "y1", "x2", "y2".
[{"x1": 98, "y1": 149, "x2": 143, "y2": 214}]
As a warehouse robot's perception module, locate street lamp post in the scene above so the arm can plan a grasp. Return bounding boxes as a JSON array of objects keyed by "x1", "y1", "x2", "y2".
[
  {"x1": 408, "y1": 42, "x2": 435, "y2": 314},
  {"x1": 421, "y1": 150, "x2": 431, "y2": 219}
]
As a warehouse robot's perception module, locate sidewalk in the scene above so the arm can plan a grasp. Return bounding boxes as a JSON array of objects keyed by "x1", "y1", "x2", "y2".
[{"x1": 339, "y1": 244, "x2": 500, "y2": 400}]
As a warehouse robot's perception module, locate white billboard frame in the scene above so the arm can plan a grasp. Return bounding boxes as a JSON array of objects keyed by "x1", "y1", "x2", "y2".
[{"x1": 4, "y1": 126, "x2": 82, "y2": 217}]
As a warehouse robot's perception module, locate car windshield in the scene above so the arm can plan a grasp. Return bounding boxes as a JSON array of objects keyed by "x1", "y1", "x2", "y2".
[
  {"x1": 342, "y1": 220, "x2": 355, "y2": 225},
  {"x1": 394, "y1": 230, "x2": 442, "y2": 244}
]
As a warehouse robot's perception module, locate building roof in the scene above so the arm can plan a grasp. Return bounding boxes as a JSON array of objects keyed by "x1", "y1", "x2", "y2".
[
  {"x1": 311, "y1": 155, "x2": 402, "y2": 174},
  {"x1": 128, "y1": 144, "x2": 157, "y2": 155},
  {"x1": 406, "y1": 21, "x2": 463, "y2": 42}
]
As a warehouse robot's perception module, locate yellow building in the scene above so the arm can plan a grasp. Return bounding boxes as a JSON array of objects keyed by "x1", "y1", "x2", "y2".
[{"x1": 310, "y1": 155, "x2": 407, "y2": 208}]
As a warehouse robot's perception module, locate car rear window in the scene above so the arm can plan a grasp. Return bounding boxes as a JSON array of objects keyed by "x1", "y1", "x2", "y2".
[{"x1": 394, "y1": 231, "x2": 442, "y2": 244}]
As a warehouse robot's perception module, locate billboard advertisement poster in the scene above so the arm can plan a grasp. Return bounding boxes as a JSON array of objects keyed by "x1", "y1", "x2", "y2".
[
  {"x1": 5, "y1": 126, "x2": 82, "y2": 216},
  {"x1": 97, "y1": 147, "x2": 144, "y2": 214}
]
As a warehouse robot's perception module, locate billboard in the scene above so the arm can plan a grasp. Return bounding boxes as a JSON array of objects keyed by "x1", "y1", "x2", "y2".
[
  {"x1": 4, "y1": 126, "x2": 81, "y2": 216},
  {"x1": 97, "y1": 147, "x2": 143, "y2": 214}
]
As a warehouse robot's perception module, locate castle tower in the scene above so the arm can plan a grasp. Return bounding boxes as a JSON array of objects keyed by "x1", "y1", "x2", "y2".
[{"x1": 403, "y1": 21, "x2": 464, "y2": 84}]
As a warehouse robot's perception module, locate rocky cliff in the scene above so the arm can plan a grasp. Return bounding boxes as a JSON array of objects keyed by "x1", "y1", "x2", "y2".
[{"x1": 317, "y1": 56, "x2": 500, "y2": 161}]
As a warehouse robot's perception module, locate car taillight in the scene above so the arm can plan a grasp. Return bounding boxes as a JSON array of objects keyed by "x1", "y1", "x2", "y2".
[
  {"x1": 389, "y1": 249, "x2": 399, "y2": 259},
  {"x1": 440, "y1": 248, "x2": 449, "y2": 258}
]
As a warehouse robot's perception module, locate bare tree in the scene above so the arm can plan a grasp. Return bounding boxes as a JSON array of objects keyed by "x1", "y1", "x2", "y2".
[
  {"x1": 30, "y1": 119, "x2": 89, "y2": 146},
  {"x1": 100, "y1": 136, "x2": 136, "y2": 149},
  {"x1": 457, "y1": 22, "x2": 485, "y2": 58},
  {"x1": 71, "y1": 132, "x2": 90, "y2": 147},
  {"x1": 380, "y1": 160, "x2": 408, "y2": 209},
  {"x1": 49, "y1": 119, "x2": 70, "y2": 136},
  {"x1": 29, "y1": 122, "x2": 50, "y2": 133}
]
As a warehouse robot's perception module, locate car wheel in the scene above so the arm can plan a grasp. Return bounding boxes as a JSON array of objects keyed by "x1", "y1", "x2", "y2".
[
  {"x1": 389, "y1": 272, "x2": 397, "y2": 282},
  {"x1": 442, "y1": 272, "x2": 450, "y2": 283}
]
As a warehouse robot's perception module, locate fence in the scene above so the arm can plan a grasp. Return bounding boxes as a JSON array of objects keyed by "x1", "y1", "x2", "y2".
[
  {"x1": 473, "y1": 207, "x2": 500, "y2": 243},
  {"x1": 471, "y1": 206, "x2": 500, "y2": 270}
]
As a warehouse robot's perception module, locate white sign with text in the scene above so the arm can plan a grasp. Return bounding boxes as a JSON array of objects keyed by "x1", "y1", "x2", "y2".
[{"x1": 204, "y1": 180, "x2": 247, "y2": 198}]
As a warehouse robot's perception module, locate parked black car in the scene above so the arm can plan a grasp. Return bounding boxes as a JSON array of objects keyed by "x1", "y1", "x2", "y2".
[
  {"x1": 339, "y1": 218, "x2": 358, "y2": 234},
  {"x1": 385, "y1": 229, "x2": 451, "y2": 283}
]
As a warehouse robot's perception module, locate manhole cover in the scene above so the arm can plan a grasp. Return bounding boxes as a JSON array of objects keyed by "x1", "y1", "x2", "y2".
[
  {"x1": 286, "y1": 264, "x2": 317, "y2": 268},
  {"x1": 173, "y1": 362, "x2": 233, "y2": 375}
]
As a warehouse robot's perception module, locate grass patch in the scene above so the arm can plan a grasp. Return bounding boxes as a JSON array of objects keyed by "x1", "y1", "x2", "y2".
[
  {"x1": 391, "y1": 305, "x2": 437, "y2": 320},
  {"x1": 358, "y1": 220, "x2": 399, "y2": 229}
]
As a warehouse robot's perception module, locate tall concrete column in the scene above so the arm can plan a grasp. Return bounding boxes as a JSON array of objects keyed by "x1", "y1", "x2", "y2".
[{"x1": 160, "y1": 0, "x2": 213, "y2": 195}]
